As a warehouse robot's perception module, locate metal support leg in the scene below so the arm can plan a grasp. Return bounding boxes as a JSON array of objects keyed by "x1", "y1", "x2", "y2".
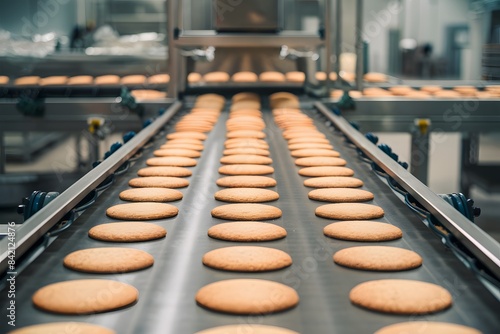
[
  {"x1": 410, "y1": 119, "x2": 431, "y2": 184},
  {"x1": 460, "y1": 132, "x2": 479, "y2": 197},
  {"x1": 0, "y1": 131, "x2": 5, "y2": 174}
]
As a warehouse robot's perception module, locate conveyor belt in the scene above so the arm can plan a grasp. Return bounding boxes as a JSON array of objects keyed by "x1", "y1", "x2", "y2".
[{"x1": 0, "y1": 97, "x2": 498, "y2": 334}]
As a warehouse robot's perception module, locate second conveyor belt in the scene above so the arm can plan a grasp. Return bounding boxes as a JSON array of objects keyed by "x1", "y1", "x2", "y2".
[{"x1": 1, "y1": 96, "x2": 498, "y2": 334}]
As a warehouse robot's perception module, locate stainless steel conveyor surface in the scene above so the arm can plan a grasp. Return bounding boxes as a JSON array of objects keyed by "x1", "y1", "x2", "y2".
[{"x1": 0, "y1": 99, "x2": 498, "y2": 334}]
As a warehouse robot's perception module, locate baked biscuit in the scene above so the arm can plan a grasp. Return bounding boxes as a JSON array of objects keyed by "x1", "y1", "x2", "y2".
[
  {"x1": 203, "y1": 71, "x2": 230, "y2": 82},
  {"x1": 153, "y1": 148, "x2": 201, "y2": 158},
  {"x1": 146, "y1": 157, "x2": 197, "y2": 167},
  {"x1": 304, "y1": 176, "x2": 363, "y2": 188},
  {"x1": 196, "y1": 325, "x2": 298, "y2": 334},
  {"x1": 374, "y1": 322, "x2": 481, "y2": 334},
  {"x1": 219, "y1": 164, "x2": 274, "y2": 175},
  {"x1": 308, "y1": 188, "x2": 374, "y2": 202},
  {"x1": 106, "y1": 202, "x2": 178, "y2": 220},
  {"x1": 216, "y1": 175, "x2": 277, "y2": 188},
  {"x1": 323, "y1": 221, "x2": 402, "y2": 241},
  {"x1": 208, "y1": 222, "x2": 286, "y2": 242},
  {"x1": 349, "y1": 279, "x2": 452, "y2": 314},
  {"x1": 333, "y1": 246, "x2": 422, "y2": 271},
  {"x1": 8, "y1": 322, "x2": 115, "y2": 334},
  {"x1": 119, "y1": 188, "x2": 183, "y2": 202},
  {"x1": 89, "y1": 222, "x2": 166, "y2": 242},
  {"x1": 298, "y1": 166, "x2": 354, "y2": 177},
  {"x1": 202, "y1": 246, "x2": 292, "y2": 272},
  {"x1": 295, "y1": 157, "x2": 347, "y2": 167},
  {"x1": 32, "y1": 279, "x2": 138, "y2": 314},
  {"x1": 137, "y1": 166, "x2": 192, "y2": 177},
  {"x1": 211, "y1": 203, "x2": 282, "y2": 220},
  {"x1": 63, "y1": 247, "x2": 154, "y2": 273},
  {"x1": 214, "y1": 188, "x2": 279, "y2": 202},
  {"x1": 315, "y1": 203, "x2": 384, "y2": 220},
  {"x1": 259, "y1": 71, "x2": 286, "y2": 82},
  {"x1": 220, "y1": 154, "x2": 272, "y2": 165},
  {"x1": 291, "y1": 149, "x2": 340, "y2": 158},
  {"x1": 128, "y1": 176, "x2": 189, "y2": 188},
  {"x1": 232, "y1": 71, "x2": 258, "y2": 82},
  {"x1": 195, "y1": 279, "x2": 299, "y2": 314},
  {"x1": 67, "y1": 75, "x2": 94, "y2": 85}
]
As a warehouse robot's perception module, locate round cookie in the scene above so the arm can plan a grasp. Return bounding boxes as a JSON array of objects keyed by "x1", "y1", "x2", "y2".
[
  {"x1": 188, "y1": 72, "x2": 202, "y2": 83},
  {"x1": 208, "y1": 222, "x2": 287, "y2": 242},
  {"x1": 119, "y1": 188, "x2": 183, "y2": 202},
  {"x1": 148, "y1": 73, "x2": 170, "y2": 85},
  {"x1": 223, "y1": 147, "x2": 269, "y2": 156},
  {"x1": 64, "y1": 247, "x2": 154, "y2": 273},
  {"x1": 106, "y1": 203, "x2": 178, "y2": 220},
  {"x1": 167, "y1": 132, "x2": 207, "y2": 141},
  {"x1": 316, "y1": 203, "x2": 384, "y2": 220},
  {"x1": 202, "y1": 246, "x2": 292, "y2": 272},
  {"x1": 299, "y1": 166, "x2": 354, "y2": 177},
  {"x1": 291, "y1": 149, "x2": 340, "y2": 158},
  {"x1": 259, "y1": 71, "x2": 286, "y2": 82},
  {"x1": 32, "y1": 279, "x2": 138, "y2": 314},
  {"x1": 288, "y1": 142, "x2": 334, "y2": 150},
  {"x1": 216, "y1": 175, "x2": 277, "y2": 188},
  {"x1": 220, "y1": 154, "x2": 272, "y2": 165},
  {"x1": 137, "y1": 166, "x2": 192, "y2": 177},
  {"x1": 89, "y1": 222, "x2": 166, "y2": 242},
  {"x1": 203, "y1": 71, "x2": 230, "y2": 83},
  {"x1": 323, "y1": 221, "x2": 402, "y2": 241},
  {"x1": 121, "y1": 75, "x2": 146, "y2": 85},
  {"x1": 67, "y1": 75, "x2": 94, "y2": 85},
  {"x1": 146, "y1": 156, "x2": 197, "y2": 167},
  {"x1": 153, "y1": 148, "x2": 201, "y2": 158},
  {"x1": 374, "y1": 322, "x2": 481, "y2": 334},
  {"x1": 232, "y1": 71, "x2": 258, "y2": 82},
  {"x1": 8, "y1": 322, "x2": 115, "y2": 334},
  {"x1": 196, "y1": 325, "x2": 298, "y2": 334},
  {"x1": 211, "y1": 203, "x2": 282, "y2": 221},
  {"x1": 288, "y1": 137, "x2": 330, "y2": 145},
  {"x1": 285, "y1": 71, "x2": 305, "y2": 83},
  {"x1": 215, "y1": 188, "x2": 279, "y2": 203},
  {"x1": 225, "y1": 141, "x2": 269, "y2": 150},
  {"x1": 308, "y1": 188, "x2": 374, "y2": 202},
  {"x1": 160, "y1": 143, "x2": 204, "y2": 151},
  {"x1": 166, "y1": 138, "x2": 204, "y2": 145},
  {"x1": 94, "y1": 75, "x2": 120, "y2": 85},
  {"x1": 349, "y1": 279, "x2": 452, "y2": 314},
  {"x1": 333, "y1": 246, "x2": 422, "y2": 271},
  {"x1": 295, "y1": 157, "x2": 347, "y2": 167},
  {"x1": 128, "y1": 176, "x2": 189, "y2": 189},
  {"x1": 195, "y1": 279, "x2": 299, "y2": 314},
  {"x1": 227, "y1": 130, "x2": 266, "y2": 139},
  {"x1": 219, "y1": 164, "x2": 274, "y2": 175},
  {"x1": 304, "y1": 176, "x2": 363, "y2": 188}
]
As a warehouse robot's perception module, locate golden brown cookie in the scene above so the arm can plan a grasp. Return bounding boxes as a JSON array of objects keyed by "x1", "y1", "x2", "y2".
[
  {"x1": 283, "y1": 131, "x2": 325, "y2": 140},
  {"x1": 259, "y1": 71, "x2": 286, "y2": 82},
  {"x1": 363, "y1": 72, "x2": 387, "y2": 83},
  {"x1": 333, "y1": 246, "x2": 422, "y2": 271},
  {"x1": 225, "y1": 141, "x2": 269, "y2": 150},
  {"x1": 63, "y1": 247, "x2": 154, "y2": 273},
  {"x1": 153, "y1": 148, "x2": 201, "y2": 158},
  {"x1": 288, "y1": 137, "x2": 330, "y2": 145},
  {"x1": 291, "y1": 149, "x2": 340, "y2": 158},
  {"x1": 167, "y1": 132, "x2": 207, "y2": 141},
  {"x1": 166, "y1": 138, "x2": 204, "y2": 145},
  {"x1": 89, "y1": 222, "x2": 166, "y2": 242},
  {"x1": 304, "y1": 176, "x2": 363, "y2": 188},
  {"x1": 216, "y1": 175, "x2": 277, "y2": 188},
  {"x1": 211, "y1": 203, "x2": 282, "y2": 221},
  {"x1": 220, "y1": 154, "x2": 273, "y2": 165},
  {"x1": 227, "y1": 130, "x2": 266, "y2": 139},
  {"x1": 188, "y1": 72, "x2": 202, "y2": 83},
  {"x1": 137, "y1": 166, "x2": 192, "y2": 177},
  {"x1": 214, "y1": 188, "x2": 279, "y2": 203},
  {"x1": 119, "y1": 188, "x2": 183, "y2": 202},
  {"x1": 14, "y1": 76, "x2": 40, "y2": 86},
  {"x1": 203, "y1": 71, "x2": 230, "y2": 83},
  {"x1": 232, "y1": 71, "x2": 259, "y2": 82},
  {"x1": 148, "y1": 73, "x2": 170, "y2": 85},
  {"x1": 8, "y1": 322, "x2": 115, "y2": 334},
  {"x1": 298, "y1": 166, "x2": 354, "y2": 177},
  {"x1": 308, "y1": 188, "x2": 374, "y2": 202},
  {"x1": 202, "y1": 246, "x2": 292, "y2": 272},
  {"x1": 106, "y1": 203, "x2": 178, "y2": 220},
  {"x1": 32, "y1": 279, "x2": 138, "y2": 314},
  {"x1": 67, "y1": 75, "x2": 94, "y2": 85},
  {"x1": 94, "y1": 75, "x2": 120, "y2": 85},
  {"x1": 223, "y1": 147, "x2": 269, "y2": 156},
  {"x1": 128, "y1": 176, "x2": 189, "y2": 188},
  {"x1": 195, "y1": 279, "x2": 299, "y2": 314},
  {"x1": 232, "y1": 92, "x2": 260, "y2": 102},
  {"x1": 349, "y1": 279, "x2": 452, "y2": 314},
  {"x1": 219, "y1": 164, "x2": 274, "y2": 175},
  {"x1": 146, "y1": 157, "x2": 197, "y2": 167},
  {"x1": 295, "y1": 157, "x2": 347, "y2": 167},
  {"x1": 39, "y1": 76, "x2": 68, "y2": 86},
  {"x1": 289, "y1": 143, "x2": 334, "y2": 151},
  {"x1": 374, "y1": 322, "x2": 481, "y2": 334},
  {"x1": 121, "y1": 75, "x2": 146, "y2": 85},
  {"x1": 208, "y1": 222, "x2": 287, "y2": 242},
  {"x1": 160, "y1": 143, "x2": 204, "y2": 151},
  {"x1": 316, "y1": 203, "x2": 384, "y2": 220},
  {"x1": 196, "y1": 325, "x2": 299, "y2": 334},
  {"x1": 323, "y1": 221, "x2": 402, "y2": 242},
  {"x1": 0, "y1": 76, "x2": 10, "y2": 85},
  {"x1": 285, "y1": 71, "x2": 305, "y2": 83}
]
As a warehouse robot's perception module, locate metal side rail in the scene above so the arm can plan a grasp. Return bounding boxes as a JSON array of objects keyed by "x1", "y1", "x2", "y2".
[
  {"x1": 315, "y1": 101, "x2": 500, "y2": 282},
  {"x1": 0, "y1": 101, "x2": 182, "y2": 275}
]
